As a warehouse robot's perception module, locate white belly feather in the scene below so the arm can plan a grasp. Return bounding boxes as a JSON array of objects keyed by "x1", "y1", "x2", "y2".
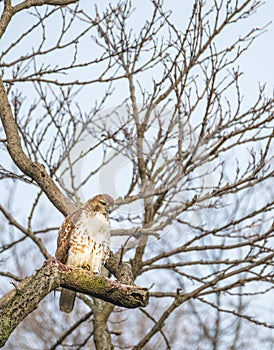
[{"x1": 66, "y1": 212, "x2": 110, "y2": 274}]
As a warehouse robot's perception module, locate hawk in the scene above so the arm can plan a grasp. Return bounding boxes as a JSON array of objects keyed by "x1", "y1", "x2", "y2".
[{"x1": 55, "y1": 194, "x2": 114, "y2": 313}]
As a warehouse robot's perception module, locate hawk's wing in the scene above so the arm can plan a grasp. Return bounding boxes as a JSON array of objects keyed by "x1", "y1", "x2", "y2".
[
  {"x1": 56, "y1": 208, "x2": 83, "y2": 313},
  {"x1": 55, "y1": 209, "x2": 82, "y2": 263}
]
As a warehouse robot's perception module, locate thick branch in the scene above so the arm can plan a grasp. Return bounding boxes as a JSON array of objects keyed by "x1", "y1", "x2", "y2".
[
  {"x1": 93, "y1": 299, "x2": 115, "y2": 350},
  {"x1": 61, "y1": 268, "x2": 148, "y2": 308},
  {"x1": 13, "y1": 0, "x2": 78, "y2": 13},
  {"x1": 0, "y1": 1, "x2": 13, "y2": 39},
  {"x1": 0, "y1": 258, "x2": 149, "y2": 348},
  {"x1": 0, "y1": 77, "x2": 74, "y2": 216},
  {"x1": 0, "y1": 0, "x2": 78, "y2": 39},
  {"x1": 105, "y1": 250, "x2": 134, "y2": 285}
]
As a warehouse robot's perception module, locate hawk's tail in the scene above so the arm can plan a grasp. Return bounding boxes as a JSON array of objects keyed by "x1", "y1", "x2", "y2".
[{"x1": 59, "y1": 288, "x2": 76, "y2": 313}]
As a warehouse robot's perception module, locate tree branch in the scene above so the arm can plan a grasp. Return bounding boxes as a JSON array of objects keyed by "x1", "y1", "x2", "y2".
[
  {"x1": 0, "y1": 1, "x2": 13, "y2": 39},
  {"x1": 0, "y1": 0, "x2": 78, "y2": 39},
  {"x1": 13, "y1": 0, "x2": 78, "y2": 14},
  {"x1": 0, "y1": 258, "x2": 149, "y2": 348},
  {"x1": 0, "y1": 77, "x2": 74, "y2": 216},
  {"x1": 105, "y1": 250, "x2": 134, "y2": 285},
  {"x1": 93, "y1": 299, "x2": 115, "y2": 350}
]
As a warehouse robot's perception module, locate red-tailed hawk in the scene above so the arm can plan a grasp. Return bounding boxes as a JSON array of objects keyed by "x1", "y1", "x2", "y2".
[{"x1": 55, "y1": 194, "x2": 114, "y2": 313}]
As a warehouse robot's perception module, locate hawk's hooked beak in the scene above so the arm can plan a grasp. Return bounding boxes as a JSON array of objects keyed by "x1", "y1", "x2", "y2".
[{"x1": 107, "y1": 206, "x2": 113, "y2": 214}]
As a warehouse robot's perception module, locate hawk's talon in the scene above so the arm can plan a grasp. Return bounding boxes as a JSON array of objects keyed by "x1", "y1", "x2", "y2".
[{"x1": 81, "y1": 262, "x2": 90, "y2": 271}]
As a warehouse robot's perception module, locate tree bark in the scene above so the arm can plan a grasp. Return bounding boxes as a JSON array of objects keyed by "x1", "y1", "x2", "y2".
[
  {"x1": 0, "y1": 258, "x2": 149, "y2": 348},
  {"x1": 93, "y1": 300, "x2": 115, "y2": 350},
  {"x1": 0, "y1": 77, "x2": 75, "y2": 216}
]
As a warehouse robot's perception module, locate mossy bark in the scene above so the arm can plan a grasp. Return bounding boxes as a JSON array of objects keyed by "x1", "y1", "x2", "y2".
[{"x1": 0, "y1": 258, "x2": 149, "y2": 348}]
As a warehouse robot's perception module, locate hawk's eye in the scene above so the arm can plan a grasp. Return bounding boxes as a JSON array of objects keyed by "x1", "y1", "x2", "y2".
[{"x1": 99, "y1": 200, "x2": 107, "y2": 206}]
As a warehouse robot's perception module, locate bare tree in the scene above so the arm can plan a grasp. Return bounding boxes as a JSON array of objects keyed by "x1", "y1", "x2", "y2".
[{"x1": 0, "y1": 0, "x2": 273, "y2": 349}]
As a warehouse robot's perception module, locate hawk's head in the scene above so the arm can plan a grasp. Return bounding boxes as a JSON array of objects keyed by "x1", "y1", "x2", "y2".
[{"x1": 86, "y1": 194, "x2": 114, "y2": 216}]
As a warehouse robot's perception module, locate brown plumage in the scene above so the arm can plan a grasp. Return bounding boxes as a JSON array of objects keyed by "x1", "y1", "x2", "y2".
[{"x1": 55, "y1": 194, "x2": 114, "y2": 313}]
